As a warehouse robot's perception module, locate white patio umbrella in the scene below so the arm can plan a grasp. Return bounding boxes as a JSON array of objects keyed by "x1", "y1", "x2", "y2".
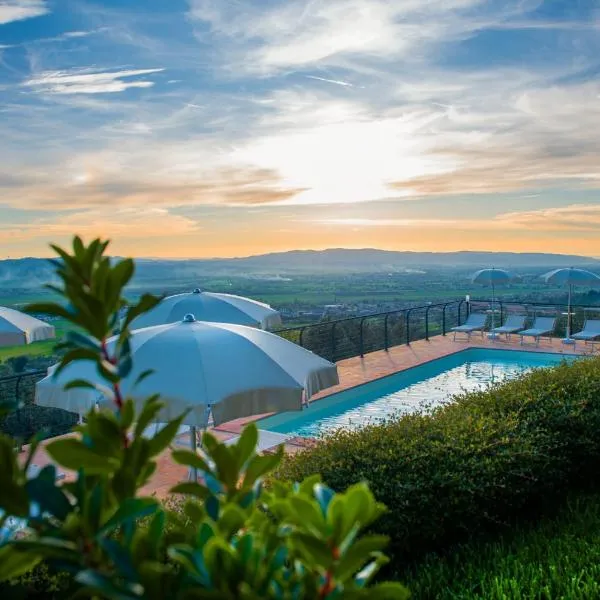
[
  {"x1": 541, "y1": 267, "x2": 600, "y2": 343},
  {"x1": 129, "y1": 289, "x2": 281, "y2": 331},
  {"x1": 471, "y1": 268, "x2": 521, "y2": 338},
  {"x1": 36, "y1": 315, "x2": 338, "y2": 477},
  {"x1": 0, "y1": 307, "x2": 55, "y2": 347}
]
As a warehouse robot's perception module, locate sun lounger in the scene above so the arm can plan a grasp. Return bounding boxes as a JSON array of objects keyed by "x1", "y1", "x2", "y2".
[
  {"x1": 451, "y1": 313, "x2": 487, "y2": 341},
  {"x1": 491, "y1": 315, "x2": 527, "y2": 340},
  {"x1": 519, "y1": 317, "x2": 556, "y2": 347},
  {"x1": 572, "y1": 319, "x2": 600, "y2": 347}
]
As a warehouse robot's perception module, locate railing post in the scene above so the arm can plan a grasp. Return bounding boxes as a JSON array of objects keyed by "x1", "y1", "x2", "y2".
[
  {"x1": 359, "y1": 317, "x2": 366, "y2": 357},
  {"x1": 299, "y1": 327, "x2": 305, "y2": 348},
  {"x1": 499, "y1": 301, "x2": 504, "y2": 324},
  {"x1": 331, "y1": 322, "x2": 337, "y2": 362},
  {"x1": 384, "y1": 313, "x2": 390, "y2": 351},
  {"x1": 442, "y1": 303, "x2": 448, "y2": 336},
  {"x1": 425, "y1": 305, "x2": 431, "y2": 341},
  {"x1": 405, "y1": 309, "x2": 412, "y2": 345},
  {"x1": 457, "y1": 300, "x2": 465, "y2": 326}
]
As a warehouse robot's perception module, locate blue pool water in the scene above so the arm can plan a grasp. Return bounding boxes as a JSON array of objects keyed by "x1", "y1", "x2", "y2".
[{"x1": 260, "y1": 349, "x2": 577, "y2": 438}]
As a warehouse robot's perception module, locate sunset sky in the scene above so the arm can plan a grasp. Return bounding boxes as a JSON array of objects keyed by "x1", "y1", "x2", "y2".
[{"x1": 1, "y1": 0, "x2": 599, "y2": 258}]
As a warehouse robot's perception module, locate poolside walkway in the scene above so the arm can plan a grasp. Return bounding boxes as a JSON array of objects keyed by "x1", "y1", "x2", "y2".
[{"x1": 20, "y1": 334, "x2": 590, "y2": 497}]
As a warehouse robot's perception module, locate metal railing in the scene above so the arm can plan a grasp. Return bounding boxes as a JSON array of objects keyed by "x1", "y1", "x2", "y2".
[
  {"x1": 275, "y1": 300, "x2": 467, "y2": 362},
  {"x1": 2, "y1": 297, "x2": 599, "y2": 437}
]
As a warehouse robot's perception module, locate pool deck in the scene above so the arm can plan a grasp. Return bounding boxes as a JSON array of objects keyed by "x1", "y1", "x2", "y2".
[{"x1": 20, "y1": 334, "x2": 591, "y2": 497}]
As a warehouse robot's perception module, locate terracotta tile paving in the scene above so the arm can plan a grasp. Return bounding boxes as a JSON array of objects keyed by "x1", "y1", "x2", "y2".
[{"x1": 19, "y1": 334, "x2": 591, "y2": 497}]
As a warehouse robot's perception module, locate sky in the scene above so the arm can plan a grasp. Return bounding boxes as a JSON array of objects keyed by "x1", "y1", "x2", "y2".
[{"x1": 0, "y1": 0, "x2": 599, "y2": 258}]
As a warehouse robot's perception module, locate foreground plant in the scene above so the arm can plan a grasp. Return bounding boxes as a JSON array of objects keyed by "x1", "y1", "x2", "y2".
[{"x1": 0, "y1": 236, "x2": 408, "y2": 599}]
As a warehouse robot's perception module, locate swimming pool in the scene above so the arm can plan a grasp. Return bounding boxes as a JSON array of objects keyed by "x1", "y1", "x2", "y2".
[{"x1": 259, "y1": 349, "x2": 577, "y2": 438}]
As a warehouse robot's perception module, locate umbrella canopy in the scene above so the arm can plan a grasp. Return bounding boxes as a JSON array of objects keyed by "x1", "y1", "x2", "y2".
[
  {"x1": 541, "y1": 268, "x2": 600, "y2": 341},
  {"x1": 471, "y1": 268, "x2": 520, "y2": 286},
  {"x1": 0, "y1": 307, "x2": 55, "y2": 347},
  {"x1": 36, "y1": 315, "x2": 338, "y2": 428},
  {"x1": 471, "y1": 269, "x2": 521, "y2": 335},
  {"x1": 35, "y1": 364, "x2": 101, "y2": 417},
  {"x1": 129, "y1": 289, "x2": 281, "y2": 331},
  {"x1": 541, "y1": 267, "x2": 600, "y2": 287}
]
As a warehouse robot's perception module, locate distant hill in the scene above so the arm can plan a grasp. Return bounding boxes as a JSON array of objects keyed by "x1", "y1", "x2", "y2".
[{"x1": 0, "y1": 249, "x2": 598, "y2": 288}]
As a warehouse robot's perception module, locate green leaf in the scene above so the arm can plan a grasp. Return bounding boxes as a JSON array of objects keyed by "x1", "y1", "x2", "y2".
[
  {"x1": 148, "y1": 415, "x2": 187, "y2": 457},
  {"x1": 244, "y1": 448, "x2": 283, "y2": 486},
  {"x1": 46, "y1": 438, "x2": 119, "y2": 474},
  {"x1": 147, "y1": 510, "x2": 165, "y2": 556},
  {"x1": 0, "y1": 546, "x2": 42, "y2": 581},
  {"x1": 0, "y1": 434, "x2": 16, "y2": 483},
  {"x1": 354, "y1": 556, "x2": 388, "y2": 588},
  {"x1": 25, "y1": 302, "x2": 73, "y2": 321},
  {"x1": 336, "y1": 536, "x2": 389, "y2": 582},
  {"x1": 0, "y1": 483, "x2": 30, "y2": 517},
  {"x1": 314, "y1": 484, "x2": 335, "y2": 517},
  {"x1": 54, "y1": 348, "x2": 99, "y2": 377},
  {"x1": 217, "y1": 504, "x2": 246, "y2": 537},
  {"x1": 100, "y1": 498, "x2": 159, "y2": 534},
  {"x1": 171, "y1": 450, "x2": 211, "y2": 472},
  {"x1": 170, "y1": 482, "x2": 210, "y2": 499},
  {"x1": 234, "y1": 423, "x2": 258, "y2": 469},
  {"x1": 65, "y1": 330, "x2": 101, "y2": 352},
  {"x1": 120, "y1": 399, "x2": 135, "y2": 430},
  {"x1": 25, "y1": 475, "x2": 72, "y2": 521},
  {"x1": 133, "y1": 369, "x2": 154, "y2": 388},
  {"x1": 13, "y1": 537, "x2": 79, "y2": 561},
  {"x1": 134, "y1": 397, "x2": 164, "y2": 438},
  {"x1": 122, "y1": 294, "x2": 161, "y2": 331},
  {"x1": 63, "y1": 379, "x2": 98, "y2": 391},
  {"x1": 290, "y1": 532, "x2": 332, "y2": 567},
  {"x1": 76, "y1": 569, "x2": 142, "y2": 600}
]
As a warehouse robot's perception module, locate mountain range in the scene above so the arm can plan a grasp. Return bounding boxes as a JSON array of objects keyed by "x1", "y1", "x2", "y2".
[{"x1": 1, "y1": 249, "x2": 598, "y2": 287}]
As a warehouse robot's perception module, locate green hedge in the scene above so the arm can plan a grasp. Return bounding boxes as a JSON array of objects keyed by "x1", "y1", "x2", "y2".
[{"x1": 275, "y1": 356, "x2": 600, "y2": 563}]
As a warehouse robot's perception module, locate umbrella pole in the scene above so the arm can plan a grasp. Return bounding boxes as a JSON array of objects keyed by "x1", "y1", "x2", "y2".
[
  {"x1": 190, "y1": 426, "x2": 198, "y2": 481},
  {"x1": 488, "y1": 282, "x2": 497, "y2": 339}
]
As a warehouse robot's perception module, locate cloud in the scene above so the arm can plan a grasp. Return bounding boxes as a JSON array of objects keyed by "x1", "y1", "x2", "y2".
[
  {"x1": 22, "y1": 67, "x2": 165, "y2": 94},
  {"x1": 305, "y1": 75, "x2": 354, "y2": 87},
  {"x1": 314, "y1": 204, "x2": 600, "y2": 234},
  {"x1": 496, "y1": 204, "x2": 600, "y2": 232},
  {"x1": 187, "y1": 0, "x2": 543, "y2": 75},
  {"x1": 0, "y1": 163, "x2": 305, "y2": 211},
  {"x1": 0, "y1": 208, "x2": 200, "y2": 244},
  {"x1": 0, "y1": 0, "x2": 48, "y2": 25}
]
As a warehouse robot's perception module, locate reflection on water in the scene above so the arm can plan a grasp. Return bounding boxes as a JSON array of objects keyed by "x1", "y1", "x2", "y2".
[{"x1": 291, "y1": 360, "x2": 534, "y2": 438}]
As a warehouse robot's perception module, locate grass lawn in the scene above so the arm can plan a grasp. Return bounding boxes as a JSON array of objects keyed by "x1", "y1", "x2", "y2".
[
  {"x1": 0, "y1": 318, "x2": 74, "y2": 363},
  {"x1": 403, "y1": 492, "x2": 600, "y2": 599}
]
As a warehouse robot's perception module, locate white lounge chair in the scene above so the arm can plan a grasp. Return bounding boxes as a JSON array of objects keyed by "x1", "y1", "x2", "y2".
[
  {"x1": 519, "y1": 317, "x2": 556, "y2": 347},
  {"x1": 451, "y1": 313, "x2": 487, "y2": 341},
  {"x1": 490, "y1": 314, "x2": 527, "y2": 340},
  {"x1": 572, "y1": 319, "x2": 600, "y2": 348}
]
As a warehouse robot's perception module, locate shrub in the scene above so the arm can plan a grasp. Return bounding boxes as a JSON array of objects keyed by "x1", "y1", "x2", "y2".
[{"x1": 275, "y1": 355, "x2": 600, "y2": 563}]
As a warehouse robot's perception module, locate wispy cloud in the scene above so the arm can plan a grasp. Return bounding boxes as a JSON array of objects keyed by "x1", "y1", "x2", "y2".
[
  {"x1": 305, "y1": 75, "x2": 354, "y2": 87},
  {"x1": 22, "y1": 67, "x2": 165, "y2": 94},
  {"x1": 315, "y1": 204, "x2": 600, "y2": 233},
  {"x1": 0, "y1": 0, "x2": 48, "y2": 25}
]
